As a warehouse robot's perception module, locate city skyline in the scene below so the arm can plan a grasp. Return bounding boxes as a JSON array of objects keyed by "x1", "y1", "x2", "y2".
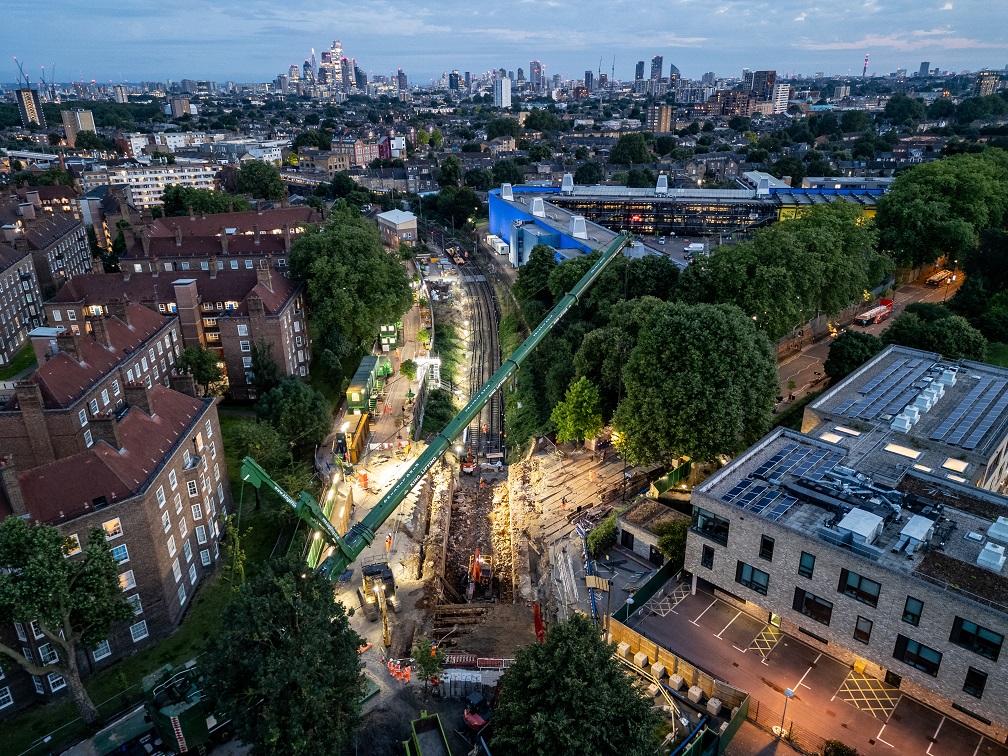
[{"x1": 2, "y1": 0, "x2": 1006, "y2": 84}]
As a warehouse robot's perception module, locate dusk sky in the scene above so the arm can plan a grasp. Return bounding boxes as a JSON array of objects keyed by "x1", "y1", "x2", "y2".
[{"x1": 3, "y1": 0, "x2": 1007, "y2": 84}]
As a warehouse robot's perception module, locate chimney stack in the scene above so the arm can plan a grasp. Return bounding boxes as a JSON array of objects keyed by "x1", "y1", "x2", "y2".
[
  {"x1": 14, "y1": 382, "x2": 55, "y2": 466},
  {"x1": 209, "y1": 254, "x2": 218, "y2": 279},
  {"x1": 89, "y1": 316, "x2": 113, "y2": 348},
  {"x1": 140, "y1": 227, "x2": 151, "y2": 257},
  {"x1": 0, "y1": 455, "x2": 27, "y2": 517},
  {"x1": 283, "y1": 224, "x2": 292, "y2": 253},
  {"x1": 253, "y1": 224, "x2": 260, "y2": 245},
  {"x1": 89, "y1": 411, "x2": 123, "y2": 451},
  {"x1": 122, "y1": 224, "x2": 136, "y2": 251},
  {"x1": 56, "y1": 331, "x2": 83, "y2": 361},
  {"x1": 124, "y1": 381, "x2": 153, "y2": 416},
  {"x1": 256, "y1": 264, "x2": 273, "y2": 292},
  {"x1": 25, "y1": 189, "x2": 41, "y2": 208},
  {"x1": 173, "y1": 224, "x2": 182, "y2": 247},
  {"x1": 107, "y1": 298, "x2": 130, "y2": 326},
  {"x1": 219, "y1": 227, "x2": 228, "y2": 255},
  {"x1": 171, "y1": 372, "x2": 198, "y2": 398}
]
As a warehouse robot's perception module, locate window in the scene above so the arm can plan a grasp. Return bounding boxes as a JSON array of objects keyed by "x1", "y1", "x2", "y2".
[
  {"x1": 30, "y1": 620, "x2": 43, "y2": 639},
  {"x1": 963, "y1": 667, "x2": 988, "y2": 699},
  {"x1": 119, "y1": 570, "x2": 136, "y2": 591},
  {"x1": 201, "y1": 549, "x2": 211, "y2": 566},
  {"x1": 239, "y1": 340, "x2": 251, "y2": 352},
  {"x1": 173, "y1": 559, "x2": 182, "y2": 583},
  {"x1": 89, "y1": 398, "x2": 99, "y2": 415},
  {"x1": 92, "y1": 640, "x2": 111, "y2": 661},
  {"x1": 854, "y1": 616, "x2": 873, "y2": 644},
  {"x1": 162, "y1": 511, "x2": 171, "y2": 533},
  {"x1": 735, "y1": 561, "x2": 769, "y2": 595},
  {"x1": 64, "y1": 534, "x2": 81, "y2": 557},
  {"x1": 838, "y1": 569, "x2": 881, "y2": 608},
  {"x1": 0, "y1": 686, "x2": 12, "y2": 709},
  {"x1": 217, "y1": 483, "x2": 224, "y2": 504},
  {"x1": 22, "y1": 648, "x2": 33, "y2": 664},
  {"x1": 169, "y1": 469, "x2": 178, "y2": 490},
  {"x1": 84, "y1": 429, "x2": 93, "y2": 447},
  {"x1": 102, "y1": 518, "x2": 123, "y2": 540},
  {"x1": 950, "y1": 617, "x2": 1003, "y2": 662},
  {"x1": 903, "y1": 596, "x2": 923, "y2": 626},
  {"x1": 52, "y1": 309, "x2": 62, "y2": 322},
  {"x1": 245, "y1": 260, "x2": 253, "y2": 269},
  {"x1": 242, "y1": 356, "x2": 253, "y2": 369},
  {"x1": 701, "y1": 545, "x2": 714, "y2": 570},
  {"x1": 178, "y1": 584, "x2": 187, "y2": 606},
  {"x1": 205, "y1": 419, "x2": 213, "y2": 438},
  {"x1": 167, "y1": 535, "x2": 176, "y2": 557},
  {"x1": 191, "y1": 503, "x2": 203, "y2": 520},
  {"x1": 893, "y1": 634, "x2": 942, "y2": 677},
  {"x1": 187, "y1": 480, "x2": 198, "y2": 498},
  {"x1": 759, "y1": 535, "x2": 775, "y2": 561},
  {"x1": 39, "y1": 643, "x2": 58, "y2": 664},
  {"x1": 156, "y1": 486, "x2": 166, "y2": 508},
  {"x1": 792, "y1": 587, "x2": 833, "y2": 625},
  {"x1": 230, "y1": 260, "x2": 238, "y2": 269},
  {"x1": 188, "y1": 563, "x2": 198, "y2": 585},
  {"x1": 210, "y1": 442, "x2": 216, "y2": 460},
  {"x1": 184, "y1": 539, "x2": 192, "y2": 562},
  {"x1": 48, "y1": 672, "x2": 66, "y2": 692},
  {"x1": 110, "y1": 544, "x2": 129, "y2": 564},
  {"x1": 78, "y1": 408, "x2": 87, "y2": 427},
  {"x1": 14, "y1": 622, "x2": 25, "y2": 642},
  {"x1": 33, "y1": 676, "x2": 43, "y2": 695},
  {"x1": 175, "y1": 493, "x2": 183, "y2": 514},
  {"x1": 101, "y1": 389, "x2": 110, "y2": 406},
  {"x1": 693, "y1": 507, "x2": 730, "y2": 546},
  {"x1": 112, "y1": 380, "x2": 120, "y2": 396},
  {"x1": 237, "y1": 324, "x2": 248, "y2": 336},
  {"x1": 130, "y1": 621, "x2": 149, "y2": 643},
  {"x1": 126, "y1": 594, "x2": 142, "y2": 615},
  {"x1": 69, "y1": 306, "x2": 78, "y2": 319},
  {"x1": 179, "y1": 518, "x2": 188, "y2": 539}
]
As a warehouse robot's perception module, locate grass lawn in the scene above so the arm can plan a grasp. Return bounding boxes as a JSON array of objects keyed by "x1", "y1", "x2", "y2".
[
  {"x1": 2, "y1": 416, "x2": 291, "y2": 755},
  {"x1": 988, "y1": 342, "x2": 1008, "y2": 368},
  {"x1": 0, "y1": 344, "x2": 37, "y2": 380}
]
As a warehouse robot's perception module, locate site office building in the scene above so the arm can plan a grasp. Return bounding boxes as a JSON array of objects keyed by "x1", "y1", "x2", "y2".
[
  {"x1": 684, "y1": 346, "x2": 1008, "y2": 739},
  {"x1": 0, "y1": 307, "x2": 231, "y2": 716}
]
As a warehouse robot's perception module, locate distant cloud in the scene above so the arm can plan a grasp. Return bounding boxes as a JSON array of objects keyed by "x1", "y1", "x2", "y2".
[
  {"x1": 798, "y1": 30, "x2": 1004, "y2": 52},
  {"x1": 794, "y1": 12, "x2": 807, "y2": 21},
  {"x1": 941, "y1": 2, "x2": 953, "y2": 8}
]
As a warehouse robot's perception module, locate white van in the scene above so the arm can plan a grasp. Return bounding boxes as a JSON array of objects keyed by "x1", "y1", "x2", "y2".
[{"x1": 684, "y1": 243, "x2": 706, "y2": 254}]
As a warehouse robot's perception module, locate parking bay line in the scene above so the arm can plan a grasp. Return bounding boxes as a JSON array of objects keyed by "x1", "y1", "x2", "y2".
[
  {"x1": 690, "y1": 599, "x2": 717, "y2": 627},
  {"x1": 715, "y1": 610, "x2": 742, "y2": 639},
  {"x1": 795, "y1": 664, "x2": 814, "y2": 691},
  {"x1": 876, "y1": 724, "x2": 895, "y2": 748},
  {"x1": 925, "y1": 716, "x2": 945, "y2": 756}
]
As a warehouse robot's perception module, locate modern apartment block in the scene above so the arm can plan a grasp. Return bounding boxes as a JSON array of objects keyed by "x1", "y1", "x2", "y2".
[
  {"x1": 0, "y1": 305, "x2": 230, "y2": 714},
  {"x1": 118, "y1": 207, "x2": 321, "y2": 273},
  {"x1": 684, "y1": 346, "x2": 1008, "y2": 739},
  {"x1": 47, "y1": 269, "x2": 310, "y2": 399},
  {"x1": 60, "y1": 109, "x2": 96, "y2": 149},
  {"x1": 0, "y1": 240, "x2": 42, "y2": 366},
  {"x1": 0, "y1": 193, "x2": 91, "y2": 291},
  {"x1": 80, "y1": 161, "x2": 220, "y2": 211}
]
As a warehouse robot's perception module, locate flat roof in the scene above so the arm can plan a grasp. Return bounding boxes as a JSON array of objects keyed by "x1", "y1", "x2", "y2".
[{"x1": 376, "y1": 209, "x2": 416, "y2": 225}]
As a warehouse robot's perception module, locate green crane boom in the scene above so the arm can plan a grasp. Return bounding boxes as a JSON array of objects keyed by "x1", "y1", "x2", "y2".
[{"x1": 241, "y1": 232, "x2": 632, "y2": 581}]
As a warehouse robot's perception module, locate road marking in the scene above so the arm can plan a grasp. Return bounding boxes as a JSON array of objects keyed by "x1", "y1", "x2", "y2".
[
  {"x1": 814, "y1": 653, "x2": 822, "y2": 664},
  {"x1": 715, "y1": 610, "x2": 742, "y2": 639},
  {"x1": 973, "y1": 740, "x2": 983, "y2": 756},
  {"x1": 876, "y1": 724, "x2": 895, "y2": 748},
  {"x1": 796, "y1": 665, "x2": 814, "y2": 690},
  {"x1": 690, "y1": 599, "x2": 717, "y2": 626},
  {"x1": 733, "y1": 645, "x2": 747, "y2": 653},
  {"x1": 925, "y1": 716, "x2": 945, "y2": 756}
]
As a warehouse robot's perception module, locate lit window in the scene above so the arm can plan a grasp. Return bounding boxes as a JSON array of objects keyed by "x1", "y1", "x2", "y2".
[
  {"x1": 943, "y1": 458, "x2": 968, "y2": 473},
  {"x1": 884, "y1": 443, "x2": 920, "y2": 460},
  {"x1": 130, "y1": 621, "x2": 149, "y2": 643},
  {"x1": 119, "y1": 570, "x2": 136, "y2": 591},
  {"x1": 64, "y1": 534, "x2": 81, "y2": 557},
  {"x1": 102, "y1": 518, "x2": 123, "y2": 540}
]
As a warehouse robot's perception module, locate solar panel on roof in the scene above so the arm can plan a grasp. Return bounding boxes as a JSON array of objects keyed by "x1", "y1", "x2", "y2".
[
  {"x1": 931, "y1": 377, "x2": 993, "y2": 441},
  {"x1": 769, "y1": 448, "x2": 816, "y2": 480},
  {"x1": 963, "y1": 386, "x2": 1008, "y2": 450},
  {"x1": 835, "y1": 400, "x2": 856, "y2": 414},
  {"x1": 946, "y1": 380, "x2": 1006, "y2": 445},
  {"x1": 722, "y1": 480, "x2": 753, "y2": 503},
  {"x1": 747, "y1": 490, "x2": 781, "y2": 515},
  {"x1": 859, "y1": 361, "x2": 932, "y2": 419},
  {"x1": 880, "y1": 387, "x2": 921, "y2": 417},
  {"x1": 791, "y1": 449, "x2": 828, "y2": 478},
  {"x1": 847, "y1": 365, "x2": 915, "y2": 416},
  {"x1": 806, "y1": 453, "x2": 845, "y2": 481},
  {"x1": 752, "y1": 444, "x2": 799, "y2": 478},
  {"x1": 767, "y1": 495, "x2": 798, "y2": 521},
  {"x1": 858, "y1": 359, "x2": 908, "y2": 395},
  {"x1": 736, "y1": 485, "x2": 767, "y2": 508}
]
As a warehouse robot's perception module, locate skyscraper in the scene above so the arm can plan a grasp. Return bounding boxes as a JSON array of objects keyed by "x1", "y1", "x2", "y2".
[
  {"x1": 635, "y1": 61, "x2": 646, "y2": 81},
  {"x1": 668, "y1": 63, "x2": 680, "y2": 80},
  {"x1": 449, "y1": 70, "x2": 460, "y2": 90},
  {"x1": 61, "y1": 109, "x2": 95, "y2": 148},
  {"x1": 493, "y1": 76, "x2": 511, "y2": 109},
  {"x1": 919, "y1": 61, "x2": 931, "y2": 78},
  {"x1": 585, "y1": 70, "x2": 594, "y2": 92},
  {"x1": 529, "y1": 61, "x2": 543, "y2": 92},
  {"x1": 15, "y1": 88, "x2": 45, "y2": 128},
  {"x1": 397, "y1": 69, "x2": 408, "y2": 91},
  {"x1": 701, "y1": 72, "x2": 715, "y2": 85},
  {"x1": 113, "y1": 84, "x2": 128, "y2": 103},
  {"x1": 651, "y1": 55, "x2": 663, "y2": 80},
  {"x1": 746, "y1": 70, "x2": 777, "y2": 101}
]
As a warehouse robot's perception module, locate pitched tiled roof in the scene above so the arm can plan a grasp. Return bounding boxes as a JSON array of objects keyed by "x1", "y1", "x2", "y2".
[
  {"x1": 16, "y1": 386, "x2": 209, "y2": 524},
  {"x1": 17, "y1": 186, "x2": 78, "y2": 203},
  {"x1": 0, "y1": 242, "x2": 31, "y2": 272},
  {"x1": 123, "y1": 233, "x2": 290, "y2": 260},
  {"x1": 145, "y1": 207, "x2": 320, "y2": 237},
  {"x1": 22, "y1": 214, "x2": 83, "y2": 251},
  {"x1": 25, "y1": 304, "x2": 172, "y2": 408},
  {"x1": 52, "y1": 270, "x2": 299, "y2": 318}
]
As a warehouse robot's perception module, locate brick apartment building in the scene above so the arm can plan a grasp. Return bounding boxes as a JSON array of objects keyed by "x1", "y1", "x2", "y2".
[
  {"x1": 1, "y1": 192, "x2": 91, "y2": 292},
  {"x1": 297, "y1": 148, "x2": 352, "y2": 178},
  {"x1": 685, "y1": 347, "x2": 1008, "y2": 739},
  {"x1": 0, "y1": 240, "x2": 43, "y2": 366},
  {"x1": 332, "y1": 136, "x2": 382, "y2": 168},
  {"x1": 119, "y1": 207, "x2": 322, "y2": 274},
  {"x1": 0, "y1": 305, "x2": 230, "y2": 714},
  {"x1": 48, "y1": 268, "x2": 310, "y2": 399}
]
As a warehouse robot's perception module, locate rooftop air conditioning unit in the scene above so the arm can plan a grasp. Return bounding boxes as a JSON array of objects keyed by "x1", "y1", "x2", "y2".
[
  {"x1": 978, "y1": 542, "x2": 1006, "y2": 573},
  {"x1": 655, "y1": 174, "x2": 669, "y2": 196},
  {"x1": 501, "y1": 183, "x2": 514, "y2": 201},
  {"x1": 530, "y1": 197, "x2": 546, "y2": 218},
  {"x1": 569, "y1": 216, "x2": 588, "y2": 240},
  {"x1": 560, "y1": 173, "x2": 574, "y2": 194},
  {"x1": 891, "y1": 415, "x2": 912, "y2": 433}
]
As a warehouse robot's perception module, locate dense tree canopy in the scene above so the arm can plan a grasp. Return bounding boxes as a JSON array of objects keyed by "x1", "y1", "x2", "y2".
[
  {"x1": 613, "y1": 300, "x2": 778, "y2": 464},
  {"x1": 486, "y1": 118, "x2": 521, "y2": 140},
  {"x1": 882, "y1": 306, "x2": 988, "y2": 361},
  {"x1": 610, "y1": 133, "x2": 653, "y2": 164},
  {"x1": 162, "y1": 184, "x2": 251, "y2": 216},
  {"x1": 237, "y1": 160, "x2": 286, "y2": 201},
  {"x1": 255, "y1": 377, "x2": 332, "y2": 450},
  {"x1": 202, "y1": 558, "x2": 364, "y2": 756},
  {"x1": 573, "y1": 161, "x2": 604, "y2": 185},
  {"x1": 175, "y1": 346, "x2": 224, "y2": 395},
  {"x1": 824, "y1": 330, "x2": 886, "y2": 381},
  {"x1": 875, "y1": 150, "x2": 1008, "y2": 267},
  {"x1": 551, "y1": 376, "x2": 603, "y2": 445},
  {"x1": 491, "y1": 614, "x2": 661, "y2": 756},
  {"x1": 492, "y1": 159, "x2": 524, "y2": 186},
  {"x1": 437, "y1": 155, "x2": 463, "y2": 188},
  {"x1": 0, "y1": 518, "x2": 134, "y2": 724},
  {"x1": 288, "y1": 203, "x2": 413, "y2": 354}
]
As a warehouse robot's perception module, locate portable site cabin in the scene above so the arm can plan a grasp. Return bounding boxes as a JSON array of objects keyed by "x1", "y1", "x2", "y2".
[
  {"x1": 379, "y1": 321, "x2": 401, "y2": 351},
  {"x1": 347, "y1": 356, "x2": 380, "y2": 413}
]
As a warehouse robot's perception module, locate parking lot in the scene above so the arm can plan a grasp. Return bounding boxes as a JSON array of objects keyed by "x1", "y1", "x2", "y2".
[{"x1": 628, "y1": 584, "x2": 1008, "y2": 755}]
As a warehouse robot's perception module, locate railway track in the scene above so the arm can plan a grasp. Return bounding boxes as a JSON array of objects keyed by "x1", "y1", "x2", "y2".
[{"x1": 462, "y1": 249, "x2": 503, "y2": 460}]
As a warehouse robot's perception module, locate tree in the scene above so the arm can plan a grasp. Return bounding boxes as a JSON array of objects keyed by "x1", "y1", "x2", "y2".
[
  {"x1": 237, "y1": 160, "x2": 286, "y2": 201},
  {"x1": 226, "y1": 419, "x2": 291, "y2": 472},
  {"x1": 824, "y1": 331, "x2": 885, "y2": 381},
  {"x1": 512, "y1": 244, "x2": 558, "y2": 312},
  {"x1": 573, "y1": 161, "x2": 604, "y2": 185},
  {"x1": 884, "y1": 94, "x2": 927, "y2": 125},
  {"x1": 653, "y1": 518, "x2": 689, "y2": 566},
  {"x1": 614, "y1": 301, "x2": 778, "y2": 464},
  {"x1": 74, "y1": 130, "x2": 115, "y2": 151},
  {"x1": 437, "y1": 155, "x2": 463, "y2": 188},
  {"x1": 625, "y1": 167, "x2": 656, "y2": 188},
  {"x1": 551, "y1": 376, "x2": 603, "y2": 445},
  {"x1": 161, "y1": 184, "x2": 251, "y2": 216},
  {"x1": 256, "y1": 377, "x2": 332, "y2": 450},
  {"x1": 464, "y1": 167, "x2": 494, "y2": 191},
  {"x1": 528, "y1": 143, "x2": 553, "y2": 162},
  {"x1": 492, "y1": 159, "x2": 524, "y2": 186},
  {"x1": 0, "y1": 518, "x2": 134, "y2": 725},
  {"x1": 882, "y1": 311, "x2": 988, "y2": 361},
  {"x1": 202, "y1": 558, "x2": 364, "y2": 756},
  {"x1": 400, "y1": 358, "x2": 417, "y2": 380},
  {"x1": 435, "y1": 185, "x2": 481, "y2": 228},
  {"x1": 610, "y1": 133, "x2": 652, "y2": 164},
  {"x1": 429, "y1": 128, "x2": 444, "y2": 147},
  {"x1": 252, "y1": 339, "x2": 283, "y2": 397},
  {"x1": 412, "y1": 637, "x2": 445, "y2": 692},
  {"x1": 175, "y1": 345, "x2": 224, "y2": 395},
  {"x1": 288, "y1": 203, "x2": 413, "y2": 351},
  {"x1": 491, "y1": 614, "x2": 661, "y2": 756},
  {"x1": 486, "y1": 118, "x2": 521, "y2": 140}
]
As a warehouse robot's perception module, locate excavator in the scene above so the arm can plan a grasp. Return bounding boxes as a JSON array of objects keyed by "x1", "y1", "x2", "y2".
[
  {"x1": 238, "y1": 234, "x2": 632, "y2": 606},
  {"x1": 461, "y1": 446, "x2": 477, "y2": 474},
  {"x1": 466, "y1": 547, "x2": 493, "y2": 601}
]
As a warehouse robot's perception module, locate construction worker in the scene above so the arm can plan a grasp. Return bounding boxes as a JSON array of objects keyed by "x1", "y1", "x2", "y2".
[
  {"x1": 404, "y1": 666, "x2": 412, "y2": 683},
  {"x1": 385, "y1": 532, "x2": 393, "y2": 553},
  {"x1": 561, "y1": 496, "x2": 567, "y2": 509}
]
